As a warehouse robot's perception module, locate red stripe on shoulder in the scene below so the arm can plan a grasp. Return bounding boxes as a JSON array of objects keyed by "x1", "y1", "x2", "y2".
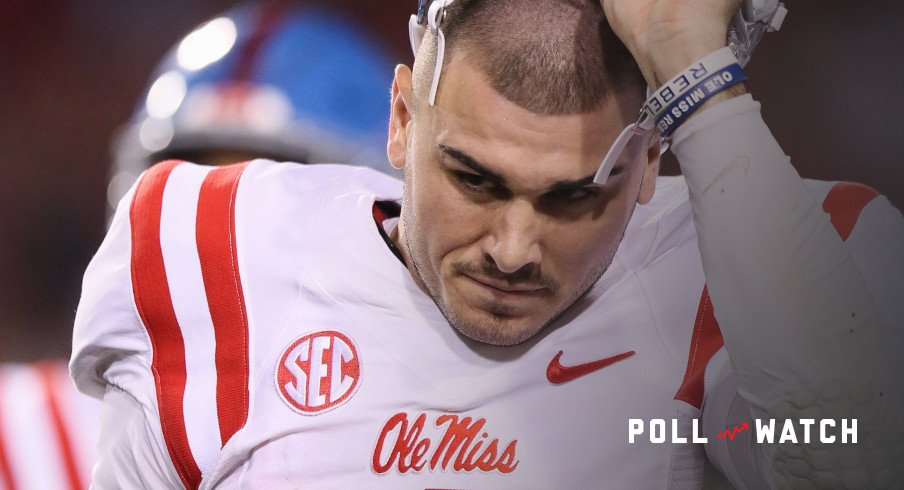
[
  {"x1": 37, "y1": 363, "x2": 83, "y2": 490},
  {"x1": 196, "y1": 162, "x2": 252, "y2": 447},
  {"x1": 130, "y1": 159, "x2": 202, "y2": 488},
  {"x1": 675, "y1": 286, "x2": 724, "y2": 409},
  {"x1": 0, "y1": 373, "x2": 18, "y2": 490},
  {"x1": 822, "y1": 182, "x2": 879, "y2": 241}
]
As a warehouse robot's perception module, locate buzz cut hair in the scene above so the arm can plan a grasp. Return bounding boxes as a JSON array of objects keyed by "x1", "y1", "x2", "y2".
[{"x1": 412, "y1": 0, "x2": 646, "y2": 116}]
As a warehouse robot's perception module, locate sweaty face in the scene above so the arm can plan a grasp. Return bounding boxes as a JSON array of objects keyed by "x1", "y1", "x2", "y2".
[{"x1": 387, "y1": 58, "x2": 657, "y2": 346}]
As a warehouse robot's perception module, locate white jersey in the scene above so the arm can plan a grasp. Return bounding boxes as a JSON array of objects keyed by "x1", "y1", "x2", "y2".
[
  {"x1": 71, "y1": 97, "x2": 903, "y2": 488},
  {"x1": 0, "y1": 361, "x2": 100, "y2": 490}
]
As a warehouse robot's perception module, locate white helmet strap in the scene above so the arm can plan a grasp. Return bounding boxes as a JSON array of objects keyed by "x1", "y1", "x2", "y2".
[{"x1": 408, "y1": 0, "x2": 455, "y2": 106}]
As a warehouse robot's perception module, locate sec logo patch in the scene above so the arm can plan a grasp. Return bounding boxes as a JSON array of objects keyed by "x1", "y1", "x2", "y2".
[{"x1": 275, "y1": 330, "x2": 361, "y2": 415}]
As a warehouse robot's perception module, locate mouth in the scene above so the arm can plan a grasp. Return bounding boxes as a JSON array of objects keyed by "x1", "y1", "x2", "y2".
[{"x1": 462, "y1": 273, "x2": 547, "y2": 300}]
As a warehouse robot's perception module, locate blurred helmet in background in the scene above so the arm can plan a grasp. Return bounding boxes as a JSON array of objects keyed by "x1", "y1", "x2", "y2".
[{"x1": 108, "y1": 0, "x2": 395, "y2": 211}]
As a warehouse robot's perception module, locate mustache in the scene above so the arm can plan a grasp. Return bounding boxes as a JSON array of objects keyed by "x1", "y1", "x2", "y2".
[{"x1": 452, "y1": 260, "x2": 559, "y2": 293}]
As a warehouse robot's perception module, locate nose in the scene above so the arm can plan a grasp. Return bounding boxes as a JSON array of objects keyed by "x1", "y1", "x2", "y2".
[{"x1": 482, "y1": 198, "x2": 542, "y2": 274}]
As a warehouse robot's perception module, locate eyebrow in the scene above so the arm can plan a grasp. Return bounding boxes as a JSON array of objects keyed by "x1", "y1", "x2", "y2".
[
  {"x1": 438, "y1": 144, "x2": 599, "y2": 191},
  {"x1": 439, "y1": 145, "x2": 505, "y2": 182}
]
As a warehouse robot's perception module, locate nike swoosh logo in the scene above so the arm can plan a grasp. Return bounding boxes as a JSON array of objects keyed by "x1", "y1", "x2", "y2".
[{"x1": 546, "y1": 350, "x2": 636, "y2": 385}]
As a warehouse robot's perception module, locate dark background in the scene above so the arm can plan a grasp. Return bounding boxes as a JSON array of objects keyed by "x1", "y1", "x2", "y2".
[{"x1": 1, "y1": 1, "x2": 902, "y2": 361}]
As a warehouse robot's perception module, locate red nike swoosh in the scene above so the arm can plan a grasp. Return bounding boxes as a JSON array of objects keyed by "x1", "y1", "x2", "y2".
[{"x1": 546, "y1": 350, "x2": 636, "y2": 384}]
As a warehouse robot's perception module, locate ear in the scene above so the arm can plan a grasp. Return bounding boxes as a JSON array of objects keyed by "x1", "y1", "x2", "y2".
[
  {"x1": 387, "y1": 64, "x2": 415, "y2": 170},
  {"x1": 636, "y1": 137, "x2": 660, "y2": 205}
]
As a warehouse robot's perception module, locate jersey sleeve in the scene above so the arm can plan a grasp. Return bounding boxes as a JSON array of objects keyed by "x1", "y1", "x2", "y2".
[
  {"x1": 70, "y1": 160, "x2": 209, "y2": 488},
  {"x1": 91, "y1": 384, "x2": 185, "y2": 488},
  {"x1": 70, "y1": 171, "x2": 150, "y2": 402},
  {"x1": 71, "y1": 158, "x2": 389, "y2": 489},
  {"x1": 672, "y1": 96, "x2": 904, "y2": 486}
]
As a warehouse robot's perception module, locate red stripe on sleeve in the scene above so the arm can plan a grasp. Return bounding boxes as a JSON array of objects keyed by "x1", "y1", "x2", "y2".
[
  {"x1": 196, "y1": 162, "x2": 251, "y2": 446},
  {"x1": 676, "y1": 181, "x2": 881, "y2": 408},
  {"x1": 822, "y1": 182, "x2": 879, "y2": 241},
  {"x1": 675, "y1": 286, "x2": 724, "y2": 409},
  {"x1": 130, "y1": 160, "x2": 202, "y2": 489},
  {"x1": 37, "y1": 363, "x2": 83, "y2": 490},
  {"x1": 0, "y1": 374, "x2": 18, "y2": 490}
]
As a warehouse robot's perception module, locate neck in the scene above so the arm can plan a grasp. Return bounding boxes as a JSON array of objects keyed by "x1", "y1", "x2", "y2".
[{"x1": 389, "y1": 217, "x2": 431, "y2": 296}]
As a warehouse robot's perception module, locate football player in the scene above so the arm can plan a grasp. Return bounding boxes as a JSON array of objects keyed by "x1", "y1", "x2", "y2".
[
  {"x1": 0, "y1": 2, "x2": 396, "y2": 489},
  {"x1": 72, "y1": 0, "x2": 904, "y2": 487}
]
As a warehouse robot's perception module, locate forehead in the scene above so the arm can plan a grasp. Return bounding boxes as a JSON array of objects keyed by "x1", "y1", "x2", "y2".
[{"x1": 425, "y1": 57, "x2": 632, "y2": 188}]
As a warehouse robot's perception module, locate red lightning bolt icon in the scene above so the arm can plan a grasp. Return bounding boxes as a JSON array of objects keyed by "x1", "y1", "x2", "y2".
[{"x1": 716, "y1": 422, "x2": 749, "y2": 441}]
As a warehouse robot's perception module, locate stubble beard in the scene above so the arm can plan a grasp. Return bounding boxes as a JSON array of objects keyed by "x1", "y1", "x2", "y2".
[
  {"x1": 397, "y1": 146, "x2": 639, "y2": 345},
  {"x1": 402, "y1": 223, "x2": 624, "y2": 347}
]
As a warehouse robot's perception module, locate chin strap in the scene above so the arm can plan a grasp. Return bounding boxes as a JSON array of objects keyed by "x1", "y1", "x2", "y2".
[
  {"x1": 595, "y1": 47, "x2": 745, "y2": 185},
  {"x1": 593, "y1": 1, "x2": 787, "y2": 185},
  {"x1": 593, "y1": 121, "x2": 654, "y2": 186},
  {"x1": 408, "y1": 0, "x2": 455, "y2": 106}
]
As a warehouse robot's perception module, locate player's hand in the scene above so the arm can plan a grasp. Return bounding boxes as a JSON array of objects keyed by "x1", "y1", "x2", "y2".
[{"x1": 599, "y1": 0, "x2": 741, "y2": 88}]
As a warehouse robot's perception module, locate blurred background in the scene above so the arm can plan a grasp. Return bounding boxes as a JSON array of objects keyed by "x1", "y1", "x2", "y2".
[{"x1": 0, "y1": 0, "x2": 902, "y2": 362}]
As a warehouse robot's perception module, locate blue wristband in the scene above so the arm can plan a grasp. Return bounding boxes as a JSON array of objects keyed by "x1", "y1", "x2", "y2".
[{"x1": 655, "y1": 63, "x2": 747, "y2": 138}]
